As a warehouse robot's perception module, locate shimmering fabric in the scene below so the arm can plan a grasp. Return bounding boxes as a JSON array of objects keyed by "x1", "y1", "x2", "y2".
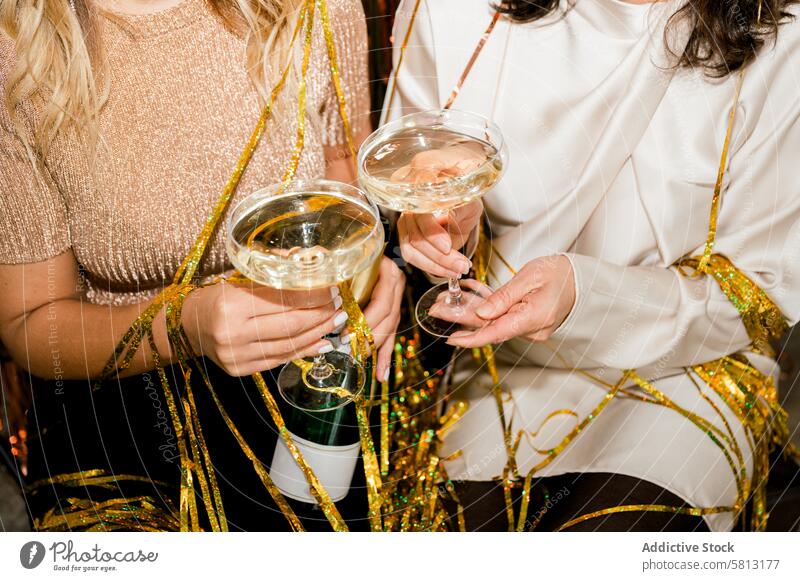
[{"x1": 0, "y1": 0, "x2": 370, "y2": 305}]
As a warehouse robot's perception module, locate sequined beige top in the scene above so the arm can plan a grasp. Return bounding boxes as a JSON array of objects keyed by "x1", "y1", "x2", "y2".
[{"x1": 0, "y1": 0, "x2": 370, "y2": 305}]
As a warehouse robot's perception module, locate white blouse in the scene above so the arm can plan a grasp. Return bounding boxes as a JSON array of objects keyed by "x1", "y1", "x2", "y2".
[{"x1": 385, "y1": 0, "x2": 800, "y2": 531}]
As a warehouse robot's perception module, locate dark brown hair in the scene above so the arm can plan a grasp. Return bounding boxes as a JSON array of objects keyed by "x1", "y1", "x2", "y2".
[{"x1": 495, "y1": 0, "x2": 797, "y2": 77}]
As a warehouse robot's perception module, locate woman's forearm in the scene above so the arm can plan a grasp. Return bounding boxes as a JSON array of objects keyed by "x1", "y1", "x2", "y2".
[{"x1": 2, "y1": 296, "x2": 175, "y2": 381}]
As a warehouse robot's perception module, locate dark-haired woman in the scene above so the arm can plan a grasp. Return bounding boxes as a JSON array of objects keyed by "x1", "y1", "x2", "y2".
[
  {"x1": 0, "y1": 0, "x2": 403, "y2": 531},
  {"x1": 388, "y1": 0, "x2": 800, "y2": 531}
]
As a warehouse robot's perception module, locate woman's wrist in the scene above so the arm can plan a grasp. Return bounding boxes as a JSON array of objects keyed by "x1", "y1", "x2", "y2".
[
  {"x1": 179, "y1": 286, "x2": 205, "y2": 358},
  {"x1": 150, "y1": 303, "x2": 177, "y2": 367}
]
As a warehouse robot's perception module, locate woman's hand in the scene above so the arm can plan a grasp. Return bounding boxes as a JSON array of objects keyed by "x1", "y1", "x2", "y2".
[
  {"x1": 445, "y1": 255, "x2": 576, "y2": 348},
  {"x1": 344, "y1": 256, "x2": 405, "y2": 382},
  {"x1": 182, "y1": 282, "x2": 344, "y2": 377},
  {"x1": 397, "y1": 199, "x2": 483, "y2": 279},
  {"x1": 394, "y1": 141, "x2": 486, "y2": 279}
]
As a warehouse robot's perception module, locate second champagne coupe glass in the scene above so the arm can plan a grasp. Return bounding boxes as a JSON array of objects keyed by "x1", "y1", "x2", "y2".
[
  {"x1": 358, "y1": 109, "x2": 507, "y2": 338},
  {"x1": 226, "y1": 179, "x2": 385, "y2": 409}
]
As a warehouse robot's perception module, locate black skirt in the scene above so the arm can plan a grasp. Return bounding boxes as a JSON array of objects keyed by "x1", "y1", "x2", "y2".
[{"x1": 24, "y1": 359, "x2": 371, "y2": 531}]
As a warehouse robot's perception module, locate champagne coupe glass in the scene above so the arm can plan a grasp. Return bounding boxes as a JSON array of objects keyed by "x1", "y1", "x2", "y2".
[
  {"x1": 358, "y1": 109, "x2": 507, "y2": 338},
  {"x1": 226, "y1": 179, "x2": 385, "y2": 412}
]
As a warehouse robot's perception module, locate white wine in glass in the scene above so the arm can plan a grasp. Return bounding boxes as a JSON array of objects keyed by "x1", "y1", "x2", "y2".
[
  {"x1": 358, "y1": 109, "x2": 507, "y2": 338},
  {"x1": 226, "y1": 179, "x2": 384, "y2": 503}
]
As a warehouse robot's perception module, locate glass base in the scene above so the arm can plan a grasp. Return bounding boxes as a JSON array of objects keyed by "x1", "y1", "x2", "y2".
[
  {"x1": 277, "y1": 351, "x2": 364, "y2": 412},
  {"x1": 415, "y1": 280, "x2": 491, "y2": 339}
]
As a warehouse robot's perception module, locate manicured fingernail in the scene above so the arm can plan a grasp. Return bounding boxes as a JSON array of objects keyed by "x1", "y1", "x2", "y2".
[
  {"x1": 333, "y1": 311, "x2": 348, "y2": 326},
  {"x1": 333, "y1": 294, "x2": 343, "y2": 309},
  {"x1": 383, "y1": 368, "x2": 390, "y2": 382},
  {"x1": 330, "y1": 286, "x2": 340, "y2": 298},
  {"x1": 341, "y1": 333, "x2": 351, "y2": 345},
  {"x1": 318, "y1": 343, "x2": 334, "y2": 354}
]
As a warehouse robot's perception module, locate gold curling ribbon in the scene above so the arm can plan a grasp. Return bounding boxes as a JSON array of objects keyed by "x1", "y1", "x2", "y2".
[
  {"x1": 319, "y1": 3, "x2": 386, "y2": 529},
  {"x1": 378, "y1": 288, "x2": 461, "y2": 531},
  {"x1": 692, "y1": 355, "x2": 798, "y2": 530},
  {"x1": 694, "y1": 0, "x2": 762, "y2": 274},
  {"x1": 318, "y1": 0, "x2": 359, "y2": 163},
  {"x1": 555, "y1": 504, "x2": 734, "y2": 532},
  {"x1": 280, "y1": 0, "x2": 317, "y2": 185},
  {"x1": 384, "y1": 0, "x2": 422, "y2": 116},
  {"x1": 26, "y1": 469, "x2": 174, "y2": 493},
  {"x1": 338, "y1": 278, "x2": 384, "y2": 531},
  {"x1": 443, "y1": 12, "x2": 501, "y2": 111}
]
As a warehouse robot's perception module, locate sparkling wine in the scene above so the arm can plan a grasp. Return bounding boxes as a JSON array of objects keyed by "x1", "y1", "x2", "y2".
[
  {"x1": 358, "y1": 125, "x2": 503, "y2": 213},
  {"x1": 227, "y1": 191, "x2": 383, "y2": 290}
]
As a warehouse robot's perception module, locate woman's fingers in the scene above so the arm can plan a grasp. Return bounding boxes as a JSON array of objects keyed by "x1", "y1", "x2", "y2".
[
  {"x1": 428, "y1": 284, "x2": 490, "y2": 329},
  {"x1": 343, "y1": 257, "x2": 404, "y2": 381},
  {"x1": 376, "y1": 331, "x2": 395, "y2": 382},
  {"x1": 447, "y1": 291, "x2": 558, "y2": 348},
  {"x1": 364, "y1": 310, "x2": 400, "y2": 381},
  {"x1": 446, "y1": 314, "x2": 520, "y2": 348},
  {"x1": 401, "y1": 244, "x2": 460, "y2": 279},
  {"x1": 460, "y1": 278, "x2": 494, "y2": 298},
  {"x1": 416, "y1": 213, "x2": 452, "y2": 254},
  {"x1": 398, "y1": 212, "x2": 470, "y2": 277},
  {"x1": 250, "y1": 311, "x2": 343, "y2": 352},
  {"x1": 229, "y1": 340, "x2": 332, "y2": 377},
  {"x1": 474, "y1": 266, "x2": 544, "y2": 320},
  {"x1": 403, "y1": 215, "x2": 470, "y2": 277},
  {"x1": 218, "y1": 315, "x2": 338, "y2": 367},
  {"x1": 447, "y1": 200, "x2": 483, "y2": 246},
  {"x1": 248, "y1": 304, "x2": 341, "y2": 341}
]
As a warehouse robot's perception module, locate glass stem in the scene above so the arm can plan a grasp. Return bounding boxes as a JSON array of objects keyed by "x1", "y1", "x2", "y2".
[
  {"x1": 446, "y1": 277, "x2": 463, "y2": 307},
  {"x1": 309, "y1": 354, "x2": 332, "y2": 381},
  {"x1": 439, "y1": 208, "x2": 463, "y2": 308}
]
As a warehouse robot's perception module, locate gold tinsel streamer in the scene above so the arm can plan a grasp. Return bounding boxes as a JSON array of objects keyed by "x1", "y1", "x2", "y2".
[
  {"x1": 384, "y1": 0, "x2": 423, "y2": 117},
  {"x1": 692, "y1": 355, "x2": 797, "y2": 530},
  {"x1": 677, "y1": 254, "x2": 789, "y2": 356},
  {"x1": 27, "y1": 471, "x2": 180, "y2": 532},
  {"x1": 36, "y1": 496, "x2": 181, "y2": 533},
  {"x1": 377, "y1": 287, "x2": 464, "y2": 531}
]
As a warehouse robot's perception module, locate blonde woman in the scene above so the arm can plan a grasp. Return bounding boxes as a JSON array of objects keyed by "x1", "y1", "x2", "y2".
[{"x1": 0, "y1": 0, "x2": 403, "y2": 531}]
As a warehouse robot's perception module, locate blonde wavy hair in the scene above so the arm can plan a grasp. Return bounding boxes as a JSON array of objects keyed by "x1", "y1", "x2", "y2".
[{"x1": 1, "y1": 0, "x2": 303, "y2": 156}]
